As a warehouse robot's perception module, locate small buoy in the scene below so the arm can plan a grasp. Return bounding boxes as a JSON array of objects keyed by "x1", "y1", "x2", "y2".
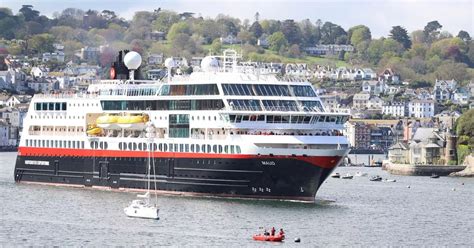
[
  {"x1": 407, "y1": 185, "x2": 411, "y2": 188},
  {"x1": 461, "y1": 183, "x2": 464, "y2": 185},
  {"x1": 452, "y1": 188, "x2": 456, "y2": 191},
  {"x1": 294, "y1": 238, "x2": 301, "y2": 243}
]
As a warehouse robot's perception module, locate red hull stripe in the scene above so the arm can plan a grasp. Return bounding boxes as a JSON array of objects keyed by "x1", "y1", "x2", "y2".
[{"x1": 17, "y1": 147, "x2": 341, "y2": 169}]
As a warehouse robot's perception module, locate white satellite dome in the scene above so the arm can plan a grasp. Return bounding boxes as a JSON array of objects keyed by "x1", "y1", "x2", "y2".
[
  {"x1": 201, "y1": 56, "x2": 219, "y2": 72},
  {"x1": 164, "y1": 57, "x2": 177, "y2": 68},
  {"x1": 123, "y1": 51, "x2": 142, "y2": 70}
]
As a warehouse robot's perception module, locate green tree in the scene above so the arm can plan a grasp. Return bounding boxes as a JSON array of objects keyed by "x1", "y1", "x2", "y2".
[
  {"x1": 249, "y1": 21, "x2": 263, "y2": 38},
  {"x1": 280, "y1": 19, "x2": 302, "y2": 44},
  {"x1": 348, "y1": 25, "x2": 371, "y2": 46},
  {"x1": 286, "y1": 44, "x2": 301, "y2": 58},
  {"x1": 428, "y1": 37, "x2": 467, "y2": 62},
  {"x1": 19, "y1": 5, "x2": 40, "y2": 22},
  {"x1": 383, "y1": 38, "x2": 404, "y2": 55},
  {"x1": 28, "y1": 33, "x2": 55, "y2": 54},
  {"x1": 299, "y1": 19, "x2": 319, "y2": 46},
  {"x1": 366, "y1": 39, "x2": 384, "y2": 64},
  {"x1": 267, "y1": 31, "x2": 288, "y2": 52},
  {"x1": 50, "y1": 26, "x2": 76, "y2": 41},
  {"x1": 389, "y1": 26, "x2": 411, "y2": 49},
  {"x1": 411, "y1": 30, "x2": 426, "y2": 44},
  {"x1": 320, "y1": 21, "x2": 346, "y2": 44},
  {"x1": 237, "y1": 30, "x2": 255, "y2": 44},
  {"x1": 7, "y1": 43, "x2": 22, "y2": 55},
  {"x1": 260, "y1": 20, "x2": 281, "y2": 35},
  {"x1": 456, "y1": 109, "x2": 474, "y2": 162},
  {"x1": 210, "y1": 39, "x2": 222, "y2": 54},
  {"x1": 0, "y1": 8, "x2": 13, "y2": 16},
  {"x1": 167, "y1": 22, "x2": 191, "y2": 41},
  {"x1": 423, "y1": 20, "x2": 442, "y2": 42},
  {"x1": 152, "y1": 10, "x2": 180, "y2": 32},
  {"x1": 0, "y1": 15, "x2": 21, "y2": 39},
  {"x1": 457, "y1": 30, "x2": 471, "y2": 42},
  {"x1": 433, "y1": 61, "x2": 469, "y2": 82}
]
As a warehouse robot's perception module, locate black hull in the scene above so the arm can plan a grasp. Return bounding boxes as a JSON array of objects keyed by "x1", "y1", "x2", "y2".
[{"x1": 14, "y1": 155, "x2": 339, "y2": 202}]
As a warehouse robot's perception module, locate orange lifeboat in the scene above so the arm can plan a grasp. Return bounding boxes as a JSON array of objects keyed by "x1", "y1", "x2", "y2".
[{"x1": 252, "y1": 234, "x2": 285, "y2": 242}]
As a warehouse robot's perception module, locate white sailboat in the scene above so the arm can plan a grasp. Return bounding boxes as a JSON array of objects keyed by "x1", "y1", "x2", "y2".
[{"x1": 124, "y1": 122, "x2": 159, "y2": 219}]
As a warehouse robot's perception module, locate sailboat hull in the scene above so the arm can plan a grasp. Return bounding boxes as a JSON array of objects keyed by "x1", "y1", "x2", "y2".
[{"x1": 124, "y1": 204, "x2": 159, "y2": 219}]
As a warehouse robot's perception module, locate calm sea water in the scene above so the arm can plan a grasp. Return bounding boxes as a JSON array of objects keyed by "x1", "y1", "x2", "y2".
[{"x1": 1, "y1": 152, "x2": 472, "y2": 246}]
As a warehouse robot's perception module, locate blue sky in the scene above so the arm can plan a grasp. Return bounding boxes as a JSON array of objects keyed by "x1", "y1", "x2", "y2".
[{"x1": 3, "y1": 0, "x2": 473, "y2": 38}]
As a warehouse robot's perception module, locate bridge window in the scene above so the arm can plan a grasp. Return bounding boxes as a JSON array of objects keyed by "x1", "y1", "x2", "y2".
[
  {"x1": 300, "y1": 101, "x2": 324, "y2": 112},
  {"x1": 255, "y1": 84, "x2": 290, "y2": 96},
  {"x1": 158, "y1": 84, "x2": 219, "y2": 96},
  {"x1": 228, "y1": 99, "x2": 261, "y2": 111},
  {"x1": 290, "y1": 85, "x2": 316, "y2": 97},
  {"x1": 262, "y1": 100, "x2": 298, "y2": 111},
  {"x1": 222, "y1": 84, "x2": 255, "y2": 96}
]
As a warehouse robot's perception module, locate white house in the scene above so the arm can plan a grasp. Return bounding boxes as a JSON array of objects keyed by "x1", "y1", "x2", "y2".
[
  {"x1": 452, "y1": 88, "x2": 470, "y2": 105},
  {"x1": 28, "y1": 80, "x2": 58, "y2": 93},
  {"x1": 220, "y1": 35, "x2": 241, "y2": 45},
  {"x1": 384, "y1": 85, "x2": 401, "y2": 95},
  {"x1": 0, "y1": 70, "x2": 13, "y2": 88},
  {"x1": 285, "y1": 63, "x2": 309, "y2": 77},
  {"x1": 42, "y1": 52, "x2": 65, "y2": 62},
  {"x1": 353, "y1": 92, "x2": 371, "y2": 109},
  {"x1": 362, "y1": 80, "x2": 385, "y2": 95},
  {"x1": 362, "y1": 68, "x2": 377, "y2": 80},
  {"x1": 257, "y1": 34, "x2": 269, "y2": 48},
  {"x1": 415, "y1": 89, "x2": 433, "y2": 100},
  {"x1": 30, "y1": 67, "x2": 49, "y2": 78},
  {"x1": 433, "y1": 79, "x2": 457, "y2": 102},
  {"x1": 0, "y1": 120, "x2": 10, "y2": 147},
  {"x1": 367, "y1": 96, "x2": 384, "y2": 110},
  {"x1": 380, "y1": 68, "x2": 400, "y2": 84},
  {"x1": 148, "y1": 53, "x2": 164, "y2": 65},
  {"x1": 408, "y1": 99, "x2": 435, "y2": 118},
  {"x1": 319, "y1": 94, "x2": 341, "y2": 112},
  {"x1": 383, "y1": 102, "x2": 406, "y2": 117}
]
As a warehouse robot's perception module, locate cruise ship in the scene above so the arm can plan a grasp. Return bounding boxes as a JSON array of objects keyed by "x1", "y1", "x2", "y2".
[{"x1": 14, "y1": 50, "x2": 350, "y2": 202}]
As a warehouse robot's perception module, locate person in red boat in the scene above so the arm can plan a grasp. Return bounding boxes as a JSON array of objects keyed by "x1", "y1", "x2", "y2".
[
  {"x1": 279, "y1": 228, "x2": 285, "y2": 236},
  {"x1": 271, "y1": 227, "x2": 276, "y2": 236}
]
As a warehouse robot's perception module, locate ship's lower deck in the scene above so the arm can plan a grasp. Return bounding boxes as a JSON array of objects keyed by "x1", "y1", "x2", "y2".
[{"x1": 14, "y1": 148, "x2": 344, "y2": 202}]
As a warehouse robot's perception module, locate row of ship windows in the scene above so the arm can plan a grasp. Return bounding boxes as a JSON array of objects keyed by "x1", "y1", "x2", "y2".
[
  {"x1": 26, "y1": 139, "x2": 85, "y2": 149},
  {"x1": 228, "y1": 114, "x2": 348, "y2": 124},
  {"x1": 34, "y1": 102, "x2": 100, "y2": 111},
  {"x1": 222, "y1": 84, "x2": 317, "y2": 97},
  {"x1": 30, "y1": 115, "x2": 84, "y2": 120},
  {"x1": 26, "y1": 139, "x2": 242, "y2": 154},
  {"x1": 34, "y1": 102, "x2": 67, "y2": 111},
  {"x1": 111, "y1": 141, "x2": 242, "y2": 154},
  {"x1": 99, "y1": 84, "x2": 316, "y2": 97},
  {"x1": 69, "y1": 103, "x2": 100, "y2": 107}
]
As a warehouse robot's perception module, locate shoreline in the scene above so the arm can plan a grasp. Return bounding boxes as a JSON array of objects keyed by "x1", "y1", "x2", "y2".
[
  {"x1": 0, "y1": 147, "x2": 18, "y2": 152},
  {"x1": 383, "y1": 162, "x2": 466, "y2": 176}
]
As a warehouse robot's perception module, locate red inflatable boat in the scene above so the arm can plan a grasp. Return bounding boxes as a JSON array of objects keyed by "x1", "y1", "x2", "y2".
[{"x1": 252, "y1": 234, "x2": 285, "y2": 242}]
